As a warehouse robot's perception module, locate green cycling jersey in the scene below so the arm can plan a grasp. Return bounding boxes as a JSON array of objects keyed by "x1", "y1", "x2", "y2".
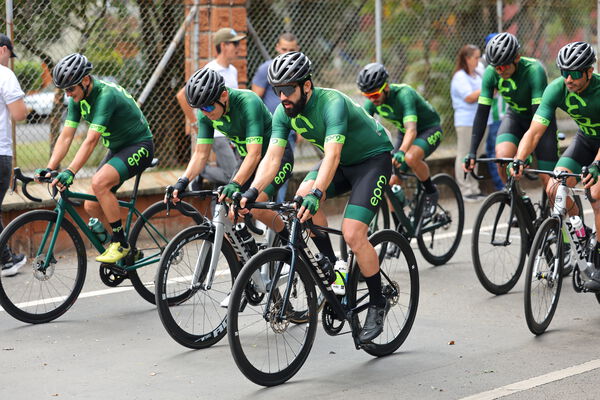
[
  {"x1": 196, "y1": 88, "x2": 272, "y2": 157},
  {"x1": 364, "y1": 83, "x2": 441, "y2": 133},
  {"x1": 65, "y1": 78, "x2": 152, "y2": 151},
  {"x1": 534, "y1": 74, "x2": 600, "y2": 138},
  {"x1": 271, "y1": 87, "x2": 393, "y2": 165},
  {"x1": 479, "y1": 57, "x2": 548, "y2": 118}
]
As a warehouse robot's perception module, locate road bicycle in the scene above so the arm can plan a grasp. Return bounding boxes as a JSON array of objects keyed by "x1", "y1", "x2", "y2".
[
  {"x1": 0, "y1": 163, "x2": 203, "y2": 324},
  {"x1": 471, "y1": 158, "x2": 583, "y2": 295},
  {"x1": 340, "y1": 172, "x2": 464, "y2": 266},
  {"x1": 226, "y1": 194, "x2": 419, "y2": 386},
  {"x1": 523, "y1": 168, "x2": 596, "y2": 335},
  {"x1": 155, "y1": 188, "x2": 288, "y2": 349}
]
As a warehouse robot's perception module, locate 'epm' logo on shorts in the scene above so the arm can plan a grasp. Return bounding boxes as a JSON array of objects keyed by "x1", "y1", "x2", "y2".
[
  {"x1": 370, "y1": 175, "x2": 387, "y2": 206},
  {"x1": 128, "y1": 147, "x2": 150, "y2": 167},
  {"x1": 274, "y1": 162, "x2": 292, "y2": 185}
]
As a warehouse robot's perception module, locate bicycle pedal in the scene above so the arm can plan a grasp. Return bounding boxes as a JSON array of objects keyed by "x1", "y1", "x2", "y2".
[{"x1": 100, "y1": 262, "x2": 127, "y2": 275}]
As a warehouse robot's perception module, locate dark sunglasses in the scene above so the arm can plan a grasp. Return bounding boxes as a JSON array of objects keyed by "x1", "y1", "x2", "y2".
[
  {"x1": 561, "y1": 69, "x2": 584, "y2": 79},
  {"x1": 272, "y1": 84, "x2": 297, "y2": 97},
  {"x1": 64, "y1": 86, "x2": 78, "y2": 93},
  {"x1": 200, "y1": 104, "x2": 216, "y2": 112},
  {"x1": 494, "y1": 64, "x2": 512, "y2": 73}
]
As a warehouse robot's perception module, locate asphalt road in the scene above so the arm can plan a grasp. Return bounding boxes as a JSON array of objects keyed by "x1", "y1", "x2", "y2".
[{"x1": 2, "y1": 194, "x2": 600, "y2": 400}]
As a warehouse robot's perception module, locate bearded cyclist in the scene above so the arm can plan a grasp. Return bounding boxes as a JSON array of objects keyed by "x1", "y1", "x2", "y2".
[
  {"x1": 239, "y1": 52, "x2": 394, "y2": 342},
  {"x1": 464, "y1": 32, "x2": 559, "y2": 189},
  {"x1": 34, "y1": 54, "x2": 154, "y2": 263},
  {"x1": 511, "y1": 42, "x2": 600, "y2": 290},
  {"x1": 168, "y1": 67, "x2": 292, "y2": 239},
  {"x1": 357, "y1": 62, "x2": 443, "y2": 217}
]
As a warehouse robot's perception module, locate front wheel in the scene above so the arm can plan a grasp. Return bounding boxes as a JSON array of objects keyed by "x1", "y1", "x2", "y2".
[
  {"x1": 128, "y1": 201, "x2": 205, "y2": 304},
  {"x1": 472, "y1": 192, "x2": 527, "y2": 295},
  {"x1": 0, "y1": 210, "x2": 87, "y2": 323},
  {"x1": 417, "y1": 173, "x2": 464, "y2": 265},
  {"x1": 227, "y1": 247, "x2": 318, "y2": 386},
  {"x1": 524, "y1": 217, "x2": 563, "y2": 335},
  {"x1": 155, "y1": 225, "x2": 240, "y2": 349},
  {"x1": 348, "y1": 229, "x2": 419, "y2": 357}
]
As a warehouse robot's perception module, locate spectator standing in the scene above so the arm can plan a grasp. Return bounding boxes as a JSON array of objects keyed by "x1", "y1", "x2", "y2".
[{"x1": 0, "y1": 34, "x2": 29, "y2": 276}]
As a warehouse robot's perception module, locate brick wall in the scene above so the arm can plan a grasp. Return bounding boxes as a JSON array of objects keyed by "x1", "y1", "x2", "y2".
[{"x1": 184, "y1": 0, "x2": 248, "y2": 86}]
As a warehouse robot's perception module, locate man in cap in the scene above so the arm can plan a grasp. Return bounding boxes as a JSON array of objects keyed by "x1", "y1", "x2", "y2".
[{"x1": 0, "y1": 34, "x2": 28, "y2": 276}]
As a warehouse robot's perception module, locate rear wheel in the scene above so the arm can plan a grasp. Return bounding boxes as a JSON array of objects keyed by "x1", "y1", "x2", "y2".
[
  {"x1": 524, "y1": 217, "x2": 563, "y2": 335},
  {"x1": 472, "y1": 192, "x2": 527, "y2": 295}
]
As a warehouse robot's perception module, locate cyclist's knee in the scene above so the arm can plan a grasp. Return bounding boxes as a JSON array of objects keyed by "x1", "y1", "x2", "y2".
[
  {"x1": 342, "y1": 220, "x2": 368, "y2": 249},
  {"x1": 404, "y1": 150, "x2": 421, "y2": 168}
]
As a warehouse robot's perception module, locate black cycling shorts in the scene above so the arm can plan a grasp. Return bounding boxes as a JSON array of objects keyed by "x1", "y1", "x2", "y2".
[
  {"x1": 98, "y1": 140, "x2": 154, "y2": 189},
  {"x1": 556, "y1": 131, "x2": 600, "y2": 174}
]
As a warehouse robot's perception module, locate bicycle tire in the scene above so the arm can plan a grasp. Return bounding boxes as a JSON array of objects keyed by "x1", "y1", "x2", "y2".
[
  {"x1": 227, "y1": 247, "x2": 318, "y2": 386},
  {"x1": 524, "y1": 217, "x2": 563, "y2": 335},
  {"x1": 339, "y1": 197, "x2": 390, "y2": 261},
  {"x1": 348, "y1": 229, "x2": 419, "y2": 357},
  {"x1": 417, "y1": 173, "x2": 464, "y2": 266},
  {"x1": 0, "y1": 210, "x2": 86, "y2": 323},
  {"x1": 128, "y1": 200, "x2": 204, "y2": 304},
  {"x1": 155, "y1": 225, "x2": 240, "y2": 349},
  {"x1": 472, "y1": 192, "x2": 527, "y2": 295}
]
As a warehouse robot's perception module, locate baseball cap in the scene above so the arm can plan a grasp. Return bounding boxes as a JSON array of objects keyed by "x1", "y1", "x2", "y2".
[
  {"x1": 0, "y1": 34, "x2": 16, "y2": 58},
  {"x1": 213, "y1": 28, "x2": 246, "y2": 46}
]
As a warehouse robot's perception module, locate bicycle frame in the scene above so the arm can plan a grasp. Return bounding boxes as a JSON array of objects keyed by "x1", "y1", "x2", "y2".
[{"x1": 552, "y1": 184, "x2": 588, "y2": 274}]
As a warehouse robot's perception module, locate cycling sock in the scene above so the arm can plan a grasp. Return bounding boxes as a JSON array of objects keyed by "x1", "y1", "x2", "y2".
[
  {"x1": 109, "y1": 220, "x2": 127, "y2": 247},
  {"x1": 364, "y1": 271, "x2": 386, "y2": 307},
  {"x1": 278, "y1": 227, "x2": 290, "y2": 243},
  {"x1": 421, "y1": 177, "x2": 436, "y2": 194},
  {"x1": 311, "y1": 232, "x2": 336, "y2": 263}
]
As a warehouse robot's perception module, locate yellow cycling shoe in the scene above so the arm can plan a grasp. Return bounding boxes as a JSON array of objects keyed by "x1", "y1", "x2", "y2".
[{"x1": 96, "y1": 242, "x2": 130, "y2": 264}]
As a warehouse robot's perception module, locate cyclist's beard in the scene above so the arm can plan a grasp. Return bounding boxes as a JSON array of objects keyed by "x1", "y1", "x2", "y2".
[{"x1": 282, "y1": 89, "x2": 307, "y2": 118}]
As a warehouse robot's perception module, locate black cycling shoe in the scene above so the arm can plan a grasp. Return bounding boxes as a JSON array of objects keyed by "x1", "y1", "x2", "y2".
[
  {"x1": 584, "y1": 244, "x2": 600, "y2": 291},
  {"x1": 422, "y1": 189, "x2": 439, "y2": 219},
  {"x1": 358, "y1": 301, "x2": 390, "y2": 343}
]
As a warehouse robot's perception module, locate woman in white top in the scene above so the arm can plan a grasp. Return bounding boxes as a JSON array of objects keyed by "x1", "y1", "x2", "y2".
[{"x1": 450, "y1": 44, "x2": 487, "y2": 201}]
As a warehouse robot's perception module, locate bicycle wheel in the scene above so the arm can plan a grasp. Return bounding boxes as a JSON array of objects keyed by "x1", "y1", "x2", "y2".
[
  {"x1": 0, "y1": 210, "x2": 86, "y2": 323},
  {"x1": 417, "y1": 173, "x2": 464, "y2": 265},
  {"x1": 348, "y1": 229, "x2": 419, "y2": 357},
  {"x1": 472, "y1": 192, "x2": 527, "y2": 295},
  {"x1": 339, "y1": 197, "x2": 390, "y2": 261},
  {"x1": 155, "y1": 225, "x2": 240, "y2": 349},
  {"x1": 128, "y1": 201, "x2": 204, "y2": 304},
  {"x1": 524, "y1": 217, "x2": 563, "y2": 335},
  {"x1": 227, "y1": 247, "x2": 318, "y2": 386}
]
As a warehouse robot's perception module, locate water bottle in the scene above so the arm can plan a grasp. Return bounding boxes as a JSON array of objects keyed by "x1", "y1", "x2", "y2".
[
  {"x1": 391, "y1": 184, "x2": 405, "y2": 206},
  {"x1": 314, "y1": 253, "x2": 336, "y2": 285},
  {"x1": 569, "y1": 216, "x2": 586, "y2": 241},
  {"x1": 331, "y1": 260, "x2": 348, "y2": 295},
  {"x1": 234, "y1": 223, "x2": 258, "y2": 255},
  {"x1": 88, "y1": 218, "x2": 109, "y2": 244},
  {"x1": 522, "y1": 196, "x2": 536, "y2": 221}
]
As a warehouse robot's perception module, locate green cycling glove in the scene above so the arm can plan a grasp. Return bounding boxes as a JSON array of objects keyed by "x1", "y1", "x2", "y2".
[
  {"x1": 586, "y1": 162, "x2": 600, "y2": 184},
  {"x1": 56, "y1": 169, "x2": 75, "y2": 187},
  {"x1": 301, "y1": 193, "x2": 320, "y2": 215},
  {"x1": 393, "y1": 150, "x2": 405, "y2": 164},
  {"x1": 221, "y1": 181, "x2": 241, "y2": 200}
]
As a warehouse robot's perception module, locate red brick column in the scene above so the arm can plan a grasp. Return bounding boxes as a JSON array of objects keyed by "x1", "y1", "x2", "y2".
[{"x1": 184, "y1": 0, "x2": 248, "y2": 87}]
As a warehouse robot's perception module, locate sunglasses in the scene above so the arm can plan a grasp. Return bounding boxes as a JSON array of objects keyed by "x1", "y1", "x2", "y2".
[
  {"x1": 272, "y1": 84, "x2": 298, "y2": 97},
  {"x1": 494, "y1": 64, "x2": 512, "y2": 73},
  {"x1": 64, "y1": 86, "x2": 78, "y2": 93},
  {"x1": 200, "y1": 104, "x2": 216, "y2": 112},
  {"x1": 362, "y1": 82, "x2": 387, "y2": 100},
  {"x1": 561, "y1": 69, "x2": 584, "y2": 79}
]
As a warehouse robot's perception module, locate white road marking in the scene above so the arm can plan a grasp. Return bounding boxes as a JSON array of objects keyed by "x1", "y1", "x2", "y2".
[{"x1": 460, "y1": 359, "x2": 600, "y2": 400}]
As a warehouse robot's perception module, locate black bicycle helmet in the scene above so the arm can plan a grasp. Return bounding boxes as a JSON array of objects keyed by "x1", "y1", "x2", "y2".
[
  {"x1": 267, "y1": 51, "x2": 312, "y2": 85},
  {"x1": 184, "y1": 68, "x2": 225, "y2": 108},
  {"x1": 485, "y1": 32, "x2": 520, "y2": 66},
  {"x1": 357, "y1": 63, "x2": 389, "y2": 93},
  {"x1": 556, "y1": 42, "x2": 596, "y2": 70},
  {"x1": 52, "y1": 53, "x2": 93, "y2": 89}
]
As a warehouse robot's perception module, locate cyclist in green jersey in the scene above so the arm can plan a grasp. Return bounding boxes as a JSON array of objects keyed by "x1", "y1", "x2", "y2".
[
  {"x1": 35, "y1": 53, "x2": 154, "y2": 264},
  {"x1": 357, "y1": 62, "x2": 443, "y2": 215},
  {"x1": 239, "y1": 52, "x2": 394, "y2": 342},
  {"x1": 464, "y1": 32, "x2": 558, "y2": 188},
  {"x1": 169, "y1": 67, "x2": 292, "y2": 237},
  {"x1": 511, "y1": 41, "x2": 600, "y2": 289}
]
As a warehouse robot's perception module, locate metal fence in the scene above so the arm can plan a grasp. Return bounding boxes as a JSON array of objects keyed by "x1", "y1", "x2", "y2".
[
  {"x1": 247, "y1": 0, "x2": 598, "y2": 145},
  {"x1": 2, "y1": 0, "x2": 598, "y2": 177},
  {"x1": 3, "y1": 0, "x2": 188, "y2": 177}
]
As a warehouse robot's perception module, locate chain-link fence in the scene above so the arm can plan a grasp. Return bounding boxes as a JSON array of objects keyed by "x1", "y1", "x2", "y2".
[
  {"x1": 247, "y1": 0, "x2": 597, "y2": 146},
  {"x1": 2, "y1": 0, "x2": 188, "y2": 177}
]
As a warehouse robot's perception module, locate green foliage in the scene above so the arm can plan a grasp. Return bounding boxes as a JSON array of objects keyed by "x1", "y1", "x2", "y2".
[{"x1": 14, "y1": 60, "x2": 42, "y2": 92}]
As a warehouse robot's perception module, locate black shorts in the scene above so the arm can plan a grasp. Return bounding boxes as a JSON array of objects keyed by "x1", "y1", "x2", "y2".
[
  {"x1": 556, "y1": 131, "x2": 600, "y2": 174},
  {"x1": 98, "y1": 140, "x2": 154, "y2": 188},
  {"x1": 303, "y1": 152, "x2": 392, "y2": 224},
  {"x1": 497, "y1": 110, "x2": 558, "y2": 170},
  {"x1": 240, "y1": 143, "x2": 294, "y2": 199}
]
